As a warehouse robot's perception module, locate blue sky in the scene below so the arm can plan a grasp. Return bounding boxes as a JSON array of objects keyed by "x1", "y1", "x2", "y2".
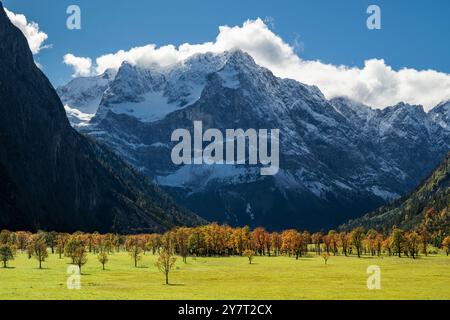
[{"x1": 3, "y1": 0, "x2": 450, "y2": 110}]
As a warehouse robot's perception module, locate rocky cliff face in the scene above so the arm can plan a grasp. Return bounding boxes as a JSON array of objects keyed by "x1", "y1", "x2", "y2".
[
  {"x1": 59, "y1": 49, "x2": 450, "y2": 231},
  {"x1": 0, "y1": 3, "x2": 202, "y2": 233}
]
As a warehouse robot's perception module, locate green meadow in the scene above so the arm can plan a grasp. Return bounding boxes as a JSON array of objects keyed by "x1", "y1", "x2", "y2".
[{"x1": 0, "y1": 251, "x2": 449, "y2": 300}]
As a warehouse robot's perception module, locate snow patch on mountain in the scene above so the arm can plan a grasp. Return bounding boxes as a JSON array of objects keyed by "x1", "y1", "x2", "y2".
[
  {"x1": 156, "y1": 164, "x2": 260, "y2": 191},
  {"x1": 367, "y1": 186, "x2": 399, "y2": 201},
  {"x1": 64, "y1": 105, "x2": 94, "y2": 127}
]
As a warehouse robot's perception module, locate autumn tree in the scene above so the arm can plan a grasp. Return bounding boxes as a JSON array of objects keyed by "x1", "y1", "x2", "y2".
[
  {"x1": 56, "y1": 233, "x2": 69, "y2": 259},
  {"x1": 302, "y1": 231, "x2": 311, "y2": 254},
  {"x1": 27, "y1": 233, "x2": 48, "y2": 269},
  {"x1": 281, "y1": 230, "x2": 304, "y2": 259},
  {"x1": 321, "y1": 252, "x2": 330, "y2": 265},
  {"x1": 442, "y1": 236, "x2": 450, "y2": 256},
  {"x1": 339, "y1": 232, "x2": 349, "y2": 256},
  {"x1": 15, "y1": 231, "x2": 30, "y2": 251},
  {"x1": 405, "y1": 232, "x2": 421, "y2": 259},
  {"x1": 366, "y1": 229, "x2": 378, "y2": 256},
  {"x1": 311, "y1": 232, "x2": 322, "y2": 255},
  {"x1": 126, "y1": 236, "x2": 143, "y2": 267},
  {"x1": 203, "y1": 223, "x2": 224, "y2": 256},
  {"x1": 382, "y1": 236, "x2": 392, "y2": 256},
  {"x1": 232, "y1": 227, "x2": 250, "y2": 256},
  {"x1": 419, "y1": 227, "x2": 430, "y2": 256},
  {"x1": 98, "y1": 252, "x2": 109, "y2": 270},
  {"x1": 243, "y1": 249, "x2": 255, "y2": 264},
  {"x1": 151, "y1": 234, "x2": 162, "y2": 254},
  {"x1": 252, "y1": 227, "x2": 268, "y2": 256},
  {"x1": 173, "y1": 228, "x2": 190, "y2": 263},
  {"x1": 374, "y1": 233, "x2": 383, "y2": 256},
  {"x1": 264, "y1": 232, "x2": 272, "y2": 256},
  {"x1": 322, "y1": 233, "x2": 331, "y2": 254},
  {"x1": 328, "y1": 230, "x2": 339, "y2": 256},
  {"x1": 270, "y1": 232, "x2": 282, "y2": 255},
  {"x1": 156, "y1": 248, "x2": 177, "y2": 285},
  {"x1": 73, "y1": 245, "x2": 88, "y2": 273}
]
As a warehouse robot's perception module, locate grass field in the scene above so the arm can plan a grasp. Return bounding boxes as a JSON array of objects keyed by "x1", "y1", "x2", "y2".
[{"x1": 0, "y1": 251, "x2": 449, "y2": 300}]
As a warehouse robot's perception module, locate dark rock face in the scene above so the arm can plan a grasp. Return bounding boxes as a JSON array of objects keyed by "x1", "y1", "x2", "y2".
[{"x1": 0, "y1": 3, "x2": 202, "y2": 233}]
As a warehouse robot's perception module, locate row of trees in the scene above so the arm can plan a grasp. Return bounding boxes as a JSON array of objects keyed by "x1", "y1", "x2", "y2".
[
  {"x1": 1, "y1": 224, "x2": 449, "y2": 269},
  {"x1": 0, "y1": 230, "x2": 178, "y2": 284}
]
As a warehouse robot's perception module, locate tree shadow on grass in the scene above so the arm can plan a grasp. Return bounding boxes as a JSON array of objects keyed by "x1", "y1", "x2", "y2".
[
  {"x1": 1, "y1": 266, "x2": 16, "y2": 269},
  {"x1": 167, "y1": 283, "x2": 185, "y2": 287}
]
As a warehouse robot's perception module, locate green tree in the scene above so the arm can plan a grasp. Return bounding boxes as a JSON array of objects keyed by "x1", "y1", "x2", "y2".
[
  {"x1": 391, "y1": 228, "x2": 404, "y2": 258},
  {"x1": 126, "y1": 237, "x2": 143, "y2": 268},
  {"x1": 351, "y1": 227, "x2": 365, "y2": 258},
  {"x1": 65, "y1": 236, "x2": 83, "y2": 264},
  {"x1": 97, "y1": 252, "x2": 109, "y2": 270},
  {"x1": 0, "y1": 244, "x2": 16, "y2": 268},
  {"x1": 0, "y1": 230, "x2": 12, "y2": 244}
]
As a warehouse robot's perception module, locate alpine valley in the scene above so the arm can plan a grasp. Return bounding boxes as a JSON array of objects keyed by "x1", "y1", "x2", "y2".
[{"x1": 57, "y1": 49, "x2": 450, "y2": 231}]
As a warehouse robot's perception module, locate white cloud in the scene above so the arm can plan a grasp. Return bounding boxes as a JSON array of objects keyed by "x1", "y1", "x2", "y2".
[
  {"x1": 63, "y1": 54, "x2": 93, "y2": 77},
  {"x1": 5, "y1": 8, "x2": 49, "y2": 54},
  {"x1": 64, "y1": 18, "x2": 450, "y2": 111}
]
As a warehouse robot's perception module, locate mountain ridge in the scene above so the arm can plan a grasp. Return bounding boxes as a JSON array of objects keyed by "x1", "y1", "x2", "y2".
[{"x1": 58, "y1": 49, "x2": 450, "y2": 231}]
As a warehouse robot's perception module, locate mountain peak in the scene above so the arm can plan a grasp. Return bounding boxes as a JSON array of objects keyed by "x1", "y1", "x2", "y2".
[
  {"x1": 431, "y1": 99, "x2": 450, "y2": 113},
  {"x1": 226, "y1": 49, "x2": 255, "y2": 63}
]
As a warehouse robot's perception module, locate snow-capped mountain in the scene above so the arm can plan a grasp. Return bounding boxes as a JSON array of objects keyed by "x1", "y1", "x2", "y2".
[
  {"x1": 429, "y1": 100, "x2": 450, "y2": 131},
  {"x1": 57, "y1": 68, "x2": 116, "y2": 114},
  {"x1": 58, "y1": 49, "x2": 450, "y2": 230}
]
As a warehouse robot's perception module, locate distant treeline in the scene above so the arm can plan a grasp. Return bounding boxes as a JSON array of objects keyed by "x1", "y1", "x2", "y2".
[{"x1": 1, "y1": 222, "x2": 449, "y2": 269}]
